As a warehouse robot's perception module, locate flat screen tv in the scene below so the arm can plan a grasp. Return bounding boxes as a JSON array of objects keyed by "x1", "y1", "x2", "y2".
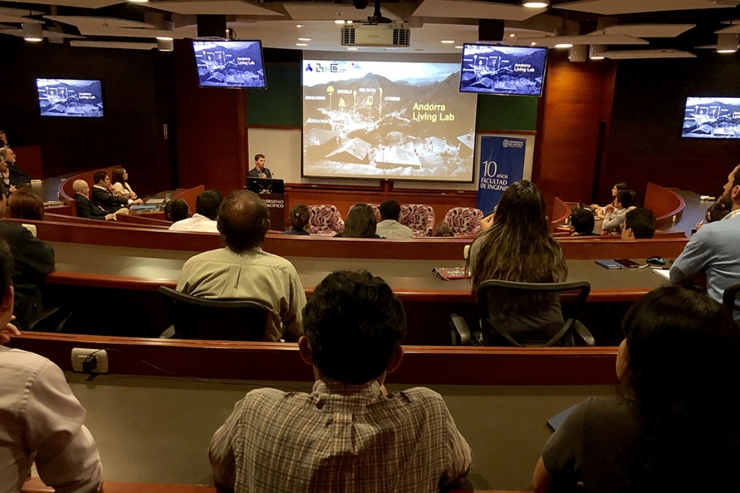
[
  {"x1": 193, "y1": 40, "x2": 266, "y2": 89},
  {"x1": 682, "y1": 97, "x2": 740, "y2": 139},
  {"x1": 36, "y1": 78, "x2": 103, "y2": 118},
  {"x1": 459, "y1": 44, "x2": 547, "y2": 97}
]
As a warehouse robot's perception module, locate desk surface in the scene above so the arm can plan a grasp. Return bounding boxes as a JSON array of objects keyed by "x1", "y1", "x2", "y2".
[{"x1": 48, "y1": 242, "x2": 669, "y2": 302}]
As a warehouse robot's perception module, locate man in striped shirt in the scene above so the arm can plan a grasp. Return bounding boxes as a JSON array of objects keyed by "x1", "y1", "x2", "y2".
[{"x1": 209, "y1": 270, "x2": 472, "y2": 493}]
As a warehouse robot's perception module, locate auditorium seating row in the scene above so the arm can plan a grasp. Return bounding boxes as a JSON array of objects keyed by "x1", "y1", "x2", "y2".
[{"x1": 309, "y1": 203, "x2": 484, "y2": 236}]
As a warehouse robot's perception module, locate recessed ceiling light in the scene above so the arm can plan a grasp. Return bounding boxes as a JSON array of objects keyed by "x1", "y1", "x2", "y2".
[
  {"x1": 298, "y1": 37, "x2": 311, "y2": 41},
  {"x1": 523, "y1": 0, "x2": 548, "y2": 7},
  {"x1": 128, "y1": 0, "x2": 149, "y2": 3},
  {"x1": 346, "y1": 20, "x2": 353, "y2": 25},
  {"x1": 347, "y1": 47, "x2": 358, "y2": 51},
  {"x1": 295, "y1": 24, "x2": 304, "y2": 28},
  {"x1": 296, "y1": 43, "x2": 308, "y2": 47},
  {"x1": 555, "y1": 43, "x2": 573, "y2": 49},
  {"x1": 590, "y1": 55, "x2": 605, "y2": 60},
  {"x1": 334, "y1": 20, "x2": 346, "y2": 25},
  {"x1": 454, "y1": 45, "x2": 463, "y2": 49},
  {"x1": 156, "y1": 36, "x2": 173, "y2": 41},
  {"x1": 441, "y1": 40, "x2": 455, "y2": 44},
  {"x1": 22, "y1": 24, "x2": 43, "y2": 42},
  {"x1": 509, "y1": 33, "x2": 516, "y2": 38},
  {"x1": 530, "y1": 42, "x2": 537, "y2": 46}
]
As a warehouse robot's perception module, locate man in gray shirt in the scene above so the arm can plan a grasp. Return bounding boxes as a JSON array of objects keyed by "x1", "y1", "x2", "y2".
[{"x1": 375, "y1": 200, "x2": 413, "y2": 239}]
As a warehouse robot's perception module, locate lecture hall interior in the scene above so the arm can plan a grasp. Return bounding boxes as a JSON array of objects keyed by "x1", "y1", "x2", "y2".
[{"x1": 1, "y1": 0, "x2": 740, "y2": 490}]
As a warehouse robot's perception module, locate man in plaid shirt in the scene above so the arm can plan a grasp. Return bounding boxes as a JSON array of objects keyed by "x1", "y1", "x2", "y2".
[{"x1": 209, "y1": 270, "x2": 472, "y2": 492}]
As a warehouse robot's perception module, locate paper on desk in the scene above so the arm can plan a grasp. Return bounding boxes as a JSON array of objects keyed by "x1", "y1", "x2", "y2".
[
  {"x1": 146, "y1": 198, "x2": 166, "y2": 204},
  {"x1": 653, "y1": 269, "x2": 670, "y2": 280}
]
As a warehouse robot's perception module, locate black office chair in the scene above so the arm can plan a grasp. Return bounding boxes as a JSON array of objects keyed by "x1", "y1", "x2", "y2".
[
  {"x1": 450, "y1": 280, "x2": 594, "y2": 347},
  {"x1": 722, "y1": 281, "x2": 740, "y2": 316},
  {"x1": 158, "y1": 286, "x2": 270, "y2": 341}
]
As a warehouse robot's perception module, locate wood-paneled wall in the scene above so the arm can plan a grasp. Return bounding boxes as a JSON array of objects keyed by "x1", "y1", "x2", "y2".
[
  {"x1": 174, "y1": 40, "x2": 247, "y2": 194},
  {"x1": 534, "y1": 53, "x2": 617, "y2": 211}
]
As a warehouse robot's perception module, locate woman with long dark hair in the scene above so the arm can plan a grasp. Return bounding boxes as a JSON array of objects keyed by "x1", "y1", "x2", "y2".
[
  {"x1": 534, "y1": 285, "x2": 740, "y2": 492},
  {"x1": 467, "y1": 181, "x2": 567, "y2": 344},
  {"x1": 335, "y1": 203, "x2": 380, "y2": 238},
  {"x1": 111, "y1": 166, "x2": 138, "y2": 200}
]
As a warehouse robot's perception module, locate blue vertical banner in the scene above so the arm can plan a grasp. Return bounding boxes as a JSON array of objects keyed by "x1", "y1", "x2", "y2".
[{"x1": 476, "y1": 136, "x2": 527, "y2": 214}]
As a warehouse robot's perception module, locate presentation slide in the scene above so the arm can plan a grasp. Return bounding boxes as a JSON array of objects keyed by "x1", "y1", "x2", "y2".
[
  {"x1": 36, "y1": 78, "x2": 103, "y2": 118},
  {"x1": 193, "y1": 41, "x2": 265, "y2": 89},
  {"x1": 459, "y1": 44, "x2": 547, "y2": 97},
  {"x1": 682, "y1": 97, "x2": 740, "y2": 139},
  {"x1": 302, "y1": 60, "x2": 477, "y2": 182}
]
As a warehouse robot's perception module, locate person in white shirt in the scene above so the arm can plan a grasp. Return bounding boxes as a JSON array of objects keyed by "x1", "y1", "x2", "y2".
[
  {"x1": 375, "y1": 200, "x2": 413, "y2": 239},
  {"x1": 169, "y1": 190, "x2": 224, "y2": 233},
  {"x1": 0, "y1": 240, "x2": 103, "y2": 493}
]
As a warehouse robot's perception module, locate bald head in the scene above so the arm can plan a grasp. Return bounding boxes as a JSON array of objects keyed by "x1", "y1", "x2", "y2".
[
  {"x1": 217, "y1": 190, "x2": 270, "y2": 253},
  {"x1": 73, "y1": 180, "x2": 90, "y2": 196}
]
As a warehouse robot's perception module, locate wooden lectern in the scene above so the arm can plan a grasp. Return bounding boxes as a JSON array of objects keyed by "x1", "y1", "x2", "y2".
[{"x1": 246, "y1": 178, "x2": 286, "y2": 231}]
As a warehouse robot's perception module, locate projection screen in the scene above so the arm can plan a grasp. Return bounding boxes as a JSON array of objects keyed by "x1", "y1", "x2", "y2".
[{"x1": 302, "y1": 59, "x2": 478, "y2": 182}]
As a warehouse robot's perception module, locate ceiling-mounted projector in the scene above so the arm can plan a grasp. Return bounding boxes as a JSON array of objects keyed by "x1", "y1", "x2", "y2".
[{"x1": 340, "y1": 23, "x2": 411, "y2": 47}]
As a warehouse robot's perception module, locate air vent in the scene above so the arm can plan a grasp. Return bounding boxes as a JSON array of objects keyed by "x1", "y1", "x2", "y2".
[
  {"x1": 341, "y1": 26, "x2": 355, "y2": 45},
  {"x1": 393, "y1": 28, "x2": 410, "y2": 46}
]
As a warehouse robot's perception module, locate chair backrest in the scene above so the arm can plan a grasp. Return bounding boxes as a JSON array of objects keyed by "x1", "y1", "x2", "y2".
[
  {"x1": 399, "y1": 204, "x2": 435, "y2": 237},
  {"x1": 723, "y1": 281, "x2": 740, "y2": 317},
  {"x1": 443, "y1": 207, "x2": 484, "y2": 236},
  {"x1": 158, "y1": 286, "x2": 269, "y2": 341},
  {"x1": 348, "y1": 203, "x2": 381, "y2": 223},
  {"x1": 308, "y1": 204, "x2": 345, "y2": 235},
  {"x1": 477, "y1": 280, "x2": 591, "y2": 347}
]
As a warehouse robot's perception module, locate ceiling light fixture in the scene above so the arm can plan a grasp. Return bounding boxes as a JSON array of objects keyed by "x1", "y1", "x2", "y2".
[
  {"x1": 509, "y1": 33, "x2": 516, "y2": 38},
  {"x1": 128, "y1": 0, "x2": 149, "y2": 3},
  {"x1": 296, "y1": 43, "x2": 308, "y2": 47},
  {"x1": 347, "y1": 47, "x2": 358, "y2": 50},
  {"x1": 157, "y1": 38, "x2": 174, "y2": 51},
  {"x1": 22, "y1": 23, "x2": 43, "y2": 42},
  {"x1": 590, "y1": 44, "x2": 606, "y2": 60},
  {"x1": 523, "y1": 0, "x2": 548, "y2": 8},
  {"x1": 295, "y1": 24, "x2": 304, "y2": 28},
  {"x1": 555, "y1": 43, "x2": 573, "y2": 49},
  {"x1": 334, "y1": 20, "x2": 346, "y2": 25},
  {"x1": 717, "y1": 33, "x2": 739, "y2": 53},
  {"x1": 455, "y1": 45, "x2": 463, "y2": 49},
  {"x1": 298, "y1": 37, "x2": 311, "y2": 41},
  {"x1": 441, "y1": 39, "x2": 455, "y2": 44},
  {"x1": 530, "y1": 41, "x2": 537, "y2": 46}
]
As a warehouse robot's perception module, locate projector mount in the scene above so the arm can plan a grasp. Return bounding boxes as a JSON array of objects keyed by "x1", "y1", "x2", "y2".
[{"x1": 365, "y1": 0, "x2": 392, "y2": 24}]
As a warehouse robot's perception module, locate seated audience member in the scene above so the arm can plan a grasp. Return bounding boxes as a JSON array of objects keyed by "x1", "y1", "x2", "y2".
[
  {"x1": 376, "y1": 200, "x2": 413, "y2": 239},
  {"x1": 468, "y1": 180, "x2": 568, "y2": 345},
  {"x1": 570, "y1": 208, "x2": 596, "y2": 236},
  {"x1": 590, "y1": 181, "x2": 627, "y2": 217},
  {"x1": 73, "y1": 180, "x2": 115, "y2": 221},
  {"x1": 111, "y1": 166, "x2": 138, "y2": 200},
  {"x1": 282, "y1": 204, "x2": 310, "y2": 235},
  {"x1": 209, "y1": 270, "x2": 472, "y2": 492},
  {"x1": 671, "y1": 164, "x2": 740, "y2": 319},
  {"x1": 335, "y1": 203, "x2": 380, "y2": 238},
  {"x1": 177, "y1": 190, "x2": 305, "y2": 341},
  {"x1": 601, "y1": 189, "x2": 637, "y2": 234},
  {"x1": 169, "y1": 190, "x2": 223, "y2": 233},
  {"x1": 534, "y1": 286, "x2": 740, "y2": 493},
  {"x1": 622, "y1": 208, "x2": 657, "y2": 240},
  {"x1": 0, "y1": 180, "x2": 55, "y2": 330},
  {"x1": 90, "y1": 170, "x2": 142, "y2": 213},
  {"x1": 164, "y1": 199, "x2": 190, "y2": 224},
  {"x1": 0, "y1": 147, "x2": 31, "y2": 189},
  {"x1": 8, "y1": 191, "x2": 44, "y2": 221},
  {"x1": 432, "y1": 221, "x2": 454, "y2": 237},
  {"x1": 0, "y1": 241, "x2": 103, "y2": 492}
]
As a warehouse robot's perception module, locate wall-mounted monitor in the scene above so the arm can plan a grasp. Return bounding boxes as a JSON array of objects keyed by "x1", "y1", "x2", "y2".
[
  {"x1": 193, "y1": 40, "x2": 266, "y2": 89},
  {"x1": 682, "y1": 97, "x2": 740, "y2": 139},
  {"x1": 36, "y1": 78, "x2": 103, "y2": 118},
  {"x1": 302, "y1": 59, "x2": 477, "y2": 182},
  {"x1": 459, "y1": 44, "x2": 547, "y2": 97}
]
